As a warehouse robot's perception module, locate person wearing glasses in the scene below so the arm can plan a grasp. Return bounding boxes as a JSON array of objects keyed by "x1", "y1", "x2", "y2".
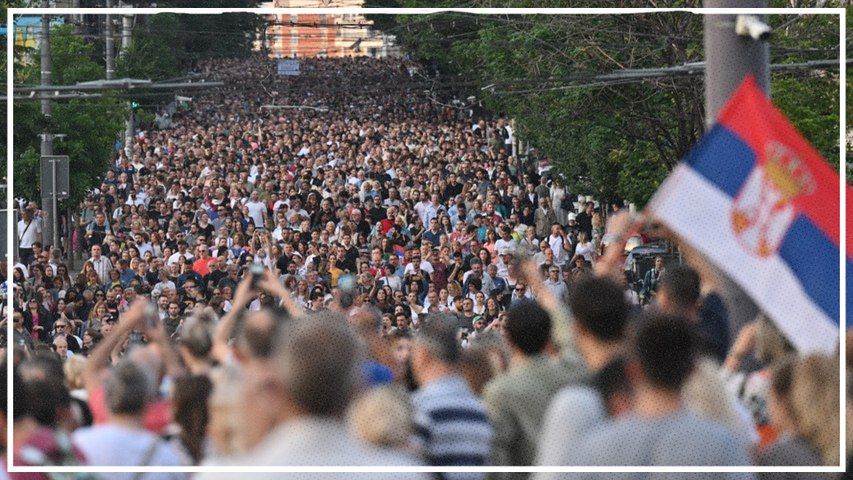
[
  {"x1": 510, "y1": 283, "x2": 533, "y2": 306},
  {"x1": 52, "y1": 319, "x2": 83, "y2": 353}
]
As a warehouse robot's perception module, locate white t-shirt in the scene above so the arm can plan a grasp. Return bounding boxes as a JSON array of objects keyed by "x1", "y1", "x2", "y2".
[
  {"x1": 549, "y1": 234, "x2": 569, "y2": 266},
  {"x1": 167, "y1": 251, "x2": 193, "y2": 266},
  {"x1": 495, "y1": 238, "x2": 516, "y2": 253},
  {"x1": 245, "y1": 200, "x2": 266, "y2": 227},
  {"x1": 575, "y1": 241, "x2": 596, "y2": 263},
  {"x1": 17, "y1": 218, "x2": 42, "y2": 248},
  {"x1": 403, "y1": 260, "x2": 434, "y2": 275},
  {"x1": 73, "y1": 424, "x2": 187, "y2": 479}
]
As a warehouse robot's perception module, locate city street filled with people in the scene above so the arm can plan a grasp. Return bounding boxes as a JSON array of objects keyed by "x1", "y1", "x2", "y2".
[{"x1": 5, "y1": 54, "x2": 844, "y2": 479}]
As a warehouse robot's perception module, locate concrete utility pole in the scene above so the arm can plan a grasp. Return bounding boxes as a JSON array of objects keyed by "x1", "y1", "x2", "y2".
[
  {"x1": 121, "y1": 12, "x2": 132, "y2": 54},
  {"x1": 71, "y1": 0, "x2": 83, "y2": 34},
  {"x1": 40, "y1": 1, "x2": 57, "y2": 251},
  {"x1": 120, "y1": 3, "x2": 134, "y2": 156},
  {"x1": 703, "y1": 0, "x2": 769, "y2": 329},
  {"x1": 105, "y1": 0, "x2": 115, "y2": 80},
  {"x1": 704, "y1": 0, "x2": 770, "y2": 123}
]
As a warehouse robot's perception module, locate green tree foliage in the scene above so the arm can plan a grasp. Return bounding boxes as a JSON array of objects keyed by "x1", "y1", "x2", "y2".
[
  {"x1": 6, "y1": 4, "x2": 263, "y2": 205},
  {"x1": 123, "y1": 1, "x2": 263, "y2": 63},
  {"x1": 116, "y1": 13, "x2": 184, "y2": 81},
  {"x1": 0, "y1": 0, "x2": 27, "y2": 185},
  {"x1": 9, "y1": 25, "x2": 127, "y2": 207},
  {"x1": 369, "y1": 1, "x2": 845, "y2": 205},
  {"x1": 179, "y1": 5, "x2": 262, "y2": 61}
]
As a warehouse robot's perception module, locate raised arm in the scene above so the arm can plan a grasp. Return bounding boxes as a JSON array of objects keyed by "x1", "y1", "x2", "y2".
[
  {"x1": 210, "y1": 273, "x2": 255, "y2": 365},
  {"x1": 593, "y1": 211, "x2": 642, "y2": 282},
  {"x1": 143, "y1": 311, "x2": 187, "y2": 379},
  {"x1": 83, "y1": 299, "x2": 146, "y2": 395},
  {"x1": 257, "y1": 268, "x2": 304, "y2": 319}
]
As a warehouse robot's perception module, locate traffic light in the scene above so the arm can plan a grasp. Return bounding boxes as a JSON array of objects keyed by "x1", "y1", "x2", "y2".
[{"x1": 130, "y1": 100, "x2": 140, "y2": 110}]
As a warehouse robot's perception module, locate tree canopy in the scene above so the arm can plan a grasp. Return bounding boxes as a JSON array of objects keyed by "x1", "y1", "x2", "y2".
[
  {"x1": 10, "y1": 24, "x2": 128, "y2": 207},
  {"x1": 5, "y1": 5, "x2": 263, "y2": 207},
  {"x1": 367, "y1": 1, "x2": 847, "y2": 205}
]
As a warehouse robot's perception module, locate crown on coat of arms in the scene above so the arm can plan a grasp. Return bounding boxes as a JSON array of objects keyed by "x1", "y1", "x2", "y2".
[{"x1": 763, "y1": 142, "x2": 815, "y2": 201}]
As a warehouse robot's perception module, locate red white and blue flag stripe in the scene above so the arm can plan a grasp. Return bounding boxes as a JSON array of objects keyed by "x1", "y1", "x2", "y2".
[{"x1": 648, "y1": 76, "x2": 850, "y2": 353}]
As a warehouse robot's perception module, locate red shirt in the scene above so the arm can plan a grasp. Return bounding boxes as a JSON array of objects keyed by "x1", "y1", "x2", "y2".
[
  {"x1": 193, "y1": 257, "x2": 214, "y2": 277},
  {"x1": 380, "y1": 218, "x2": 395, "y2": 236},
  {"x1": 89, "y1": 386, "x2": 172, "y2": 434},
  {"x1": 9, "y1": 427, "x2": 88, "y2": 477}
]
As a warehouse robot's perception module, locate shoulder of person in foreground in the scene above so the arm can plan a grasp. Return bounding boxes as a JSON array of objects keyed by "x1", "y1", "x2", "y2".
[
  {"x1": 197, "y1": 452, "x2": 430, "y2": 480},
  {"x1": 535, "y1": 384, "x2": 606, "y2": 469},
  {"x1": 568, "y1": 410, "x2": 749, "y2": 473},
  {"x1": 200, "y1": 473, "x2": 428, "y2": 480},
  {"x1": 758, "y1": 434, "x2": 824, "y2": 468},
  {"x1": 664, "y1": 410, "x2": 754, "y2": 467}
]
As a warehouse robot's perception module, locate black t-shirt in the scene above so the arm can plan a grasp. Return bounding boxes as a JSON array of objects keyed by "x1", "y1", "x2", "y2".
[
  {"x1": 354, "y1": 219, "x2": 371, "y2": 238},
  {"x1": 207, "y1": 270, "x2": 228, "y2": 290},
  {"x1": 197, "y1": 222, "x2": 215, "y2": 239},
  {"x1": 89, "y1": 223, "x2": 108, "y2": 247},
  {"x1": 367, "y1": 206, "x2": 385, "y2": 224},
  {"x1": 576, "y1": 212, "x2": 593, "y2": 237},
  {"x1": 444, "y1": 182, "x2": 463, "y2": 199},
  {"x1": 457, "y1": 312, "x2": 477, "y2": 331},
  {"x1": 340, "y1": 246, "x2": 359, "y2": 272},
  {"x1": 276, "y1": 255, "x2": 290, "y2": 274}
]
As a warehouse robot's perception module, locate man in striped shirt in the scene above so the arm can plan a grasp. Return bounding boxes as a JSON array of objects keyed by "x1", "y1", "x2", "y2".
[
  {"x1": 411, "y1": 315, "x2": 493, "y2": 479},
  {"x1": 87, "y1": 244, "x2": 113, "y2": 287}
]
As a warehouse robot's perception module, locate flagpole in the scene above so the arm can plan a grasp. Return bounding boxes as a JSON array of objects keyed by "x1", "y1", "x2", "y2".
[{"x1": 703, "y1": 0, "x2": 770, "y2": 331}]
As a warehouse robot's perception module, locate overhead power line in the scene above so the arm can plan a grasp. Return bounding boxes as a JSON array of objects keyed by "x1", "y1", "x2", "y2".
[
  {"x1": 13, "y1": 79, "x2": 225, "y2": 94},
  {"x1": 486, "y1": 59, "x2": 848, "y2": 95}
]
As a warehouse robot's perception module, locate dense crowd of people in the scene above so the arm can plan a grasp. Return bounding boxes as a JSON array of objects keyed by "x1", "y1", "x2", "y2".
[{"x1": 4, "y1": 55, "x2": 845, "y2": 479}]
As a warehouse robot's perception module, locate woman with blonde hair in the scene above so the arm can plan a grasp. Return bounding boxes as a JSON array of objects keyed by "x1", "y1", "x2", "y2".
[
  {"x1": 789, "y1": 354, "x2": 839, "y2": 467},
  {"x1": 87, "y1": 300, "x2": 109, "y2": 329},
  {"x1": 64, "y1": 355, "x2": 88, "y2": 400},
  {"x1": 683, "y1": 357, "x2": 758, "y2": 452},
  {"x1": 63, "y1": 355, "x2": 93, "y2": 428},
  {"x1": 347, "y1": 385, "x2": 414, "y2": 453},
  {"x1": 758, "y1": 355, "x2": 833, "y2": 476},
  {"x1": 207, "y1": 365, "x2": 247, "y2": 458}
]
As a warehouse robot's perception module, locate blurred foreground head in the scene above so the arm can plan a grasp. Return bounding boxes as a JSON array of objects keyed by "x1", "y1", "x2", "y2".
[
  {"x1": 237, "y1": 310, "x2": 366, "y2": 450},
  {"x1": 104, "y1": 360, "x2": 152, "y2": 417},
  {"x1": 630, "y1": 313, "x2": 696, "y2": 393},
  {"x1": 272, "y1": 311, "x2": 365, "y2": 417},
  {"x1": 411, "y1": 314, "x2": 462, "y2": 387}
]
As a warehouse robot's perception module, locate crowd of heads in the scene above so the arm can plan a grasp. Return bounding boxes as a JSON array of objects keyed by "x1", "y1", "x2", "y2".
[{"x1": 3, "y1": 55, "x2": 844, "y2": 476}]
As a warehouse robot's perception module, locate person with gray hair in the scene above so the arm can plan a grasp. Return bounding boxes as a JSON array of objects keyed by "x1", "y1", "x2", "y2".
[
  {"x1": 72, "y1": 360, "x2": 187, "y2": 476},
  {"x1": 410, "y1": 314, "x2": 493, "y2": 479},
  {"x1": 176, "y1": 307, "x2": 217, "y2": 375},
  {"x1": 198, "y1": 311, "x2": 428, "y2": 479}
]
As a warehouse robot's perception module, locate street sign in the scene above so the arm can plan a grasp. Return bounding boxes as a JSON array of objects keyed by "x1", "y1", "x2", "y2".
[
  {"x1": 40, "y1": 155, "x2": 70, "y2": 200},
  {"x1": 277, "y1": 59, "x2": 300, "y2": 76}
]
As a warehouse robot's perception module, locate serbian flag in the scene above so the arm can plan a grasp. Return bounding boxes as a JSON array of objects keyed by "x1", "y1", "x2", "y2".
[
  {"x1": 647, "y1": 76, "x2": 850, "y2": 353},
  {"x1": 202, "y1": 198, "x2": 218, "y2": 221}
]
